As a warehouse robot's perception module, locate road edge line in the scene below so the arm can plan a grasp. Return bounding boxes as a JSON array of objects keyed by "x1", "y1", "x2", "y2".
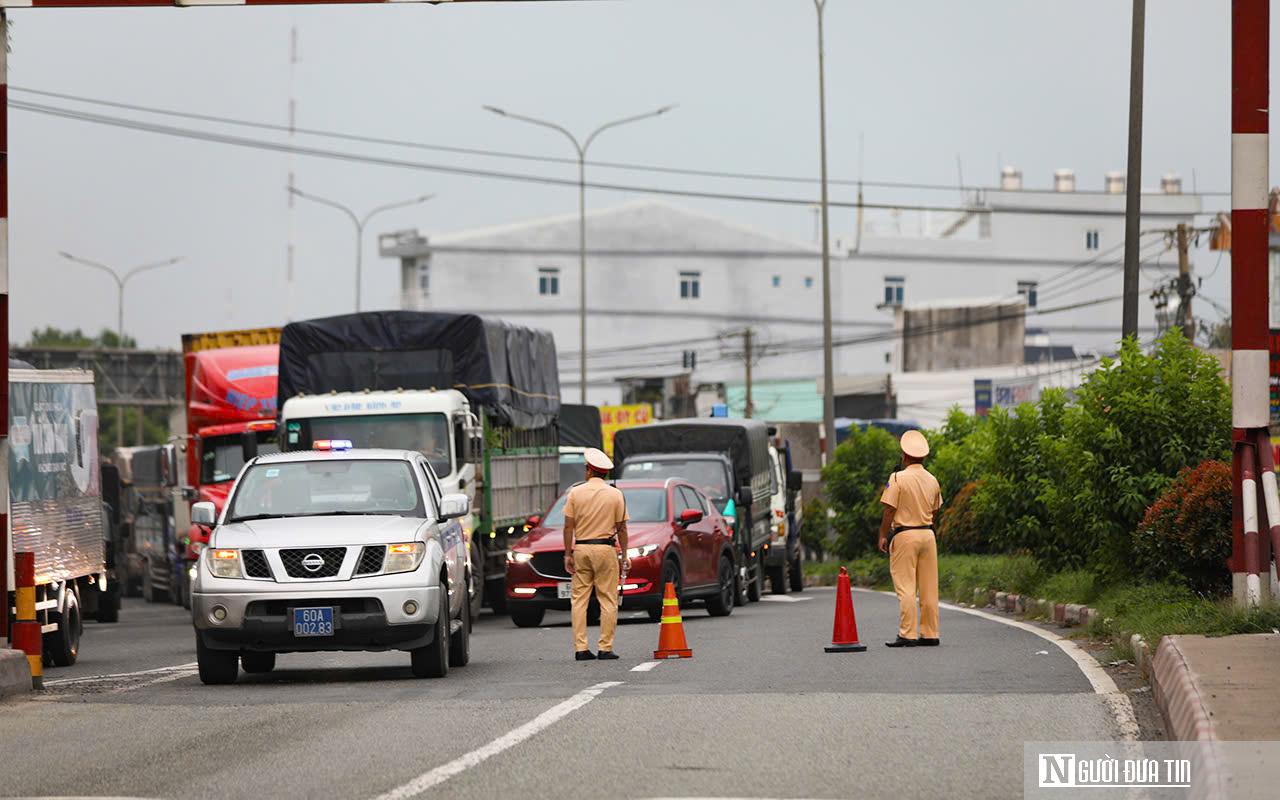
[
  {"x1": 41, "y1": 662, "x2": 199, "y2": 687},
  {"x1": 369, "y1": 680, "x2": 624, "y2": 800},
  {"x1": 852, "y1": 587, "x2": 1139, "y2": 741}
]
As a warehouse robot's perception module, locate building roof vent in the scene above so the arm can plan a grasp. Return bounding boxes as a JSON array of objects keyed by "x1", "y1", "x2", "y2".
[
  {"x1": 1105, "y1": 171, "x2": 1126, "y2": 194},
  {"x1": 1000, "y1": 167, "x2": 1022, "y2": 190},
  {"x1": 1053, "y1": 169, "x2": 1076, "y2": 192},
  {"x1": 1161, "y1": 173, "x2": 1183, "y2": 195}
]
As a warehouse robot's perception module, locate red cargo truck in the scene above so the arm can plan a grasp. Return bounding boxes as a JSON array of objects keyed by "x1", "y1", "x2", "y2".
[{"x1": 179, "y1": 329, "x2": 281, "y2": 607}]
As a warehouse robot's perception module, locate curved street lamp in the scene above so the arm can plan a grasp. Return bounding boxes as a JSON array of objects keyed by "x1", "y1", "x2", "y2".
[
  {"x1": 57, "y1": 251, "x2": 184, "y2": 344},
  {"x1": 484, "y1": 104, "x2": 677, "y2": 404}
]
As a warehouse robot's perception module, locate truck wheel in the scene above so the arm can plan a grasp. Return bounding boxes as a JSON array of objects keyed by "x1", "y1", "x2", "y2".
[
  {"x1": 196, "y1": 636, "x2": 239, "y2": 685},
  {"x1": 510, "y1": 606, "x2": 545, "y2": 628},
  {"x1": 746, "y1": 556, "x2": 763, "y2": 603},
  {"x1": 735, "y1": 564, "x2": 749, "y2": 606},
  {"x1": 182, "y1": 561, "x2": 194, "y2": 611},
  {"x1": 486, "y1": 581, "x2": 509, "y2": 616},
  {"x1": 96, "y1": 582, "x2": 120, "y2": 623},
  {"x1": 768, "y1": 563, "x2": 790, "y2": 595},
  {"x1": 241, "y1": 652, "x2": 276, "y2": 674},
  {"x1": 410, "y1": 585, "x2": 450, "y2": 678},
  {"x1": 789, "y1": 553, "x2": 805, "y2": 593},
  {"x1": 449, "y1": 590, "x2": 471, "y2": 668},
  {"x1": 142, "y1": 563, "x2": 168, "y2": 604},
  {"x1": 706, "y1": 556, "x2": 735, "y2": 617},
  {"x1": 173, "y1": 564, "x2": 187, "y2": 608},
  {"x1": 47, "y1": 588, "x2": 82, "y2": 667}
]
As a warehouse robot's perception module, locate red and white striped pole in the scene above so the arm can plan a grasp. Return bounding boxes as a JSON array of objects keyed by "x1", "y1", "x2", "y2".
[
  {"x1": 1, "y1": 8, "x2": 9, "y2": 643},
  {"x1": 1231, "y1": 0, "x2": 1269, "y2": 607}
]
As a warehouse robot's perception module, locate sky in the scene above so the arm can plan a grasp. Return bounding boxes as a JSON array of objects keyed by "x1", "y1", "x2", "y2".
[{"x1": 4, "y1": 0, "x2": 1267, "y2": 349}]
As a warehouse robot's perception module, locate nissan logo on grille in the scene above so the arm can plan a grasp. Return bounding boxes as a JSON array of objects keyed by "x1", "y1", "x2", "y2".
[{"x1": 301, "y1": 553, "x2": 325, "y2": 573}]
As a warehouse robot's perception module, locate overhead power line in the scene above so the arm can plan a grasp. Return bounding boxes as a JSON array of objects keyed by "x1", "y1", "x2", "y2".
[
  {"x1": 8, "y1": 85, "x2": 1233, "y2": 197},
  {"x1": 11, "y1": 97, "x2": 1225, "y2": 219}
]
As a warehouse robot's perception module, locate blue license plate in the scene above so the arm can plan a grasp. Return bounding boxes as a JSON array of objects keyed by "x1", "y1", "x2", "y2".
[{"x1": 293, "y1": 607, "x2": 335, "y2": 637}]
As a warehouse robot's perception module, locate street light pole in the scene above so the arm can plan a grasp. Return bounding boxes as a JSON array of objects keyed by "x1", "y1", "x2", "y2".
[
  {"x1": 484, "y1": 104, "x2": 676, "y2": 405},
  {"x1": 290, "y1": 188, "x2": 434, "y2": 313},
  {"x1": 813, "y1": 0, "x2": 836, "y2": 463},
  {"x1": 57, "y1": 252, "x2": 184, "y2": 345}
]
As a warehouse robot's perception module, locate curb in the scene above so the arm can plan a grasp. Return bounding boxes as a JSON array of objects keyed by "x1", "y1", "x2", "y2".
[
  {"x1": 1150, "y1": 635, "x2": 1217, "y2": 742},
  {"x1": 0, "y1": 648, "x2": 32, "y2": 697}
]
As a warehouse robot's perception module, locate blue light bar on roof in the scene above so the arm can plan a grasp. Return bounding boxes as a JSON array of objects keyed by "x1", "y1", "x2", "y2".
[{"x1": 314, "y1": 439, "x2": 353, "y2": 451}]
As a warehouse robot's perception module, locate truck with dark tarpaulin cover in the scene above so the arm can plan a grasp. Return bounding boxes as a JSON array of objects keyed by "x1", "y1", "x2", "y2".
[
  {"x1": 275, "y1": 311, "x2": 561, "y2": 617},
  {"x1": 556, "y1": 404, "x2": 603, "y2": 493},
  {"x1": 612, "y1": 418, "x2": 773, "y2": 604}
]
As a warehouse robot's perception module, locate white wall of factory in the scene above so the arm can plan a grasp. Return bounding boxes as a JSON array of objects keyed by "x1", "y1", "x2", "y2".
[{"x1": 380, "y1": 170, "x2": 1201, "y2": 416}]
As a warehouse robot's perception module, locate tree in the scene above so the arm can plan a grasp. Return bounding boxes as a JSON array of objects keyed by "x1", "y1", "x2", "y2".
[
  {"x1": 26, "y1": 326, "x2": 136, "y2": 349},
  {"x1": 821, "y1": 425, "x2": 902, "y2": 559}
]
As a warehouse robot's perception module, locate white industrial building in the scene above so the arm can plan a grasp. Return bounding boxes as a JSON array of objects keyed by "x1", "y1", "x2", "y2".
[{"x1": 379, "y1": 168, "x2": 1201, "y2": 422}]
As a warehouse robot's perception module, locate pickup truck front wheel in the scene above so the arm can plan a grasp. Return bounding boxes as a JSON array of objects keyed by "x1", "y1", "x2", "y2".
[
  {"x1": 196, "y1": 637, "x2": 238, "y2": 685},
  {"x1": 411, "y1": 584, "x2": 450, "y2": 679}
]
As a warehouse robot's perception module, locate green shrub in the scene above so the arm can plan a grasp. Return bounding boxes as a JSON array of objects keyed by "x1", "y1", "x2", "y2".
[
  {"x1": 936, "y1": 480, "x2": 988, "y2": 554},
  {"x1": 822, "y1": 425, "x2": 901, "y2": 559},
  {"x1": 1132, "y1": 460, "x2": 1232, "y2": 594},
  {"x1": 1037, "y1": 569, "x2": 1100, "y2": 605},
  {"x1": 800, "y1": 496, "x2": 831, "y2": 557},
  {"x1": 1089, "y1": 582, "x2": 1280, "y2": 645}
]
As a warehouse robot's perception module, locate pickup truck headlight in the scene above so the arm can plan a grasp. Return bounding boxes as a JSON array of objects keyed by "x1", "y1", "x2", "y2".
[
  {"x1": 626, "y1": 544, "x2": 658, "y2": 559},
  {"x1": 506, "y1": 551, "x2": 533, "y2": 563},
  {"x1": 385, "y1": 542, "x2": 426, "y2": 574},
  {"x1": 210, "y1": 549, "x2": 243, "y2": 579}
]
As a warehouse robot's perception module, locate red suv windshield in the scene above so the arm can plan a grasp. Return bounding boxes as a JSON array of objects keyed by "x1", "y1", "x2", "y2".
[{"x1": 542, "y1": 486, "x2": 668, "y2": 526}]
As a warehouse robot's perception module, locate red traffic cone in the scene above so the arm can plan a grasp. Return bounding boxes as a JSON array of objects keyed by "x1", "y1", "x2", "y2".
[
  {"x1": 825, "y1": 566, "x2": 867, "y2": 653},
  {"x1": 653, "y1": 582, "x2": 692, "y2": 659}
]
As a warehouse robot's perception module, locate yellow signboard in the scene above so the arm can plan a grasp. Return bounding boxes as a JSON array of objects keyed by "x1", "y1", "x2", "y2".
[
  {"x1": 182, "y1": 327, "x2": 282, "y2": 353},
  {"x1": 600, "y1": 404, "x2": 653, "y2": 455}
]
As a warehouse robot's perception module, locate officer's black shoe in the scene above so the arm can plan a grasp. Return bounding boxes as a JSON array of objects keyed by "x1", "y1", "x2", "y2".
[
  {"x1": 575, "y1": 650, "x2": 597, "y2": 661},
  {"x1": 918, "y1": 637, "x2": 940, "y2": 647},
  {"x1": 597, "y1": 651, "x2": 619, "y2": 660},
  {"x1": 885, "y1": 636, "x2": 919, "y2": 648}
]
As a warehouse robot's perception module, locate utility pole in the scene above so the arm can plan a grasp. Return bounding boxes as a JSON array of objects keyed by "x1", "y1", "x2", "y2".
[
  {"x1": 1175, "y1": 223, "x2": 1195, "y2": 341},
  {"x1": 1121, "y1": 0, "x2": 1146, "y2": 340},
  {"x1": 744, "y1": 327, "x2": 755, "y2": 419},
  {"x1": 812, "y1": 0, "x2": 836, "y2": 465}
]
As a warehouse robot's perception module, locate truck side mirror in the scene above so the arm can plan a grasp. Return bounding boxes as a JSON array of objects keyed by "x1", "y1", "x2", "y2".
[
  {"x1": 787, "y1": 470, "x2": 803, "y2": 492},
  {"x1": 737, "y1": 486, "x2": 753, "y2": 508},
  {"x1": 241, "y1": 431, "x2": 258, "y2": 464}
]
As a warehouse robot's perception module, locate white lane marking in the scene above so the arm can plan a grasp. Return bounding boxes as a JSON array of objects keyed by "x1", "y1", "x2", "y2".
[
  {"x1": 105, "y1": 668, "x2": 198, "y2": 694},
  {"x1": 759, "y1": 595, "x2": 812, "y2": 603},
  {"x1": 630, "y1": 661, "x2": 661, "y2": 672},
  {"x1": 42, "y1": 662, "x2": 198, "y2": 687},
  {"x1": 370, "y1": 681, "x2": 624, "y2": 800},
  {"x1": 852, "y1": 587, "x2": 1139, "y2": 741}
]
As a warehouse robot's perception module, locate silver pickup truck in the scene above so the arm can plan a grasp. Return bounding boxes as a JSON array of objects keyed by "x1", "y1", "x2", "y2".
[{"x1": 190, "y1": 446, "x2": 471, "y2": 684}]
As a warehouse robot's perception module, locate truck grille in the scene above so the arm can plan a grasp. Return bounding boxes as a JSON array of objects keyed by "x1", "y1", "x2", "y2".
[
  {"x1": 355, "y1": 546, "x2": 385, "y2": 575},
  {"x1": 279, "y1": 547, "x2": 346, "y2": 579},
  {"x1": 242, "y1": 549, "x2": 272, "y2": 579},
  {"x1": 531, "y1": 551, "x2": 570, "y2": 580}
]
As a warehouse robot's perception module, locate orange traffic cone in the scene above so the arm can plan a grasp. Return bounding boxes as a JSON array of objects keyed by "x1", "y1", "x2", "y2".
[
  {"x1": 653, "y1": 582, "x2": 693, "y2": 659},
  {"x1": 825, "y1": 566, "x2": 867, "y2": 652}
]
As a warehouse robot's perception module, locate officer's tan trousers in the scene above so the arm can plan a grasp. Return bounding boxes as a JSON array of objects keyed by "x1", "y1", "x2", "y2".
[
  {"x1": 889, "y1": 530, "x2": 939, "y2": 640},
  {"x1": 570, "y1": 544, "x2": 619, "y2": 652}
]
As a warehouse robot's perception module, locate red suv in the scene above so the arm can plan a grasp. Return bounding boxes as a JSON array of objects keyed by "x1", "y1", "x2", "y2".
[{"x1": 504, "y1": 479, "x2": 737, "y2": 627}]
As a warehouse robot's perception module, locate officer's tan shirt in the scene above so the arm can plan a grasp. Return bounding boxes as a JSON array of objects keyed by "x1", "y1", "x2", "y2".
[
  {"x1": 563, "y1": 477, "x2": 629, "y2": 541},
  {"x1": 880, "y1": 464, "x2": 942, "y2": 528}
]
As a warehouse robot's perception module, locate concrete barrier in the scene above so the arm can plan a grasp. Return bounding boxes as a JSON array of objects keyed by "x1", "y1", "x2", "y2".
[{"x1": 0, "y1": 649, "x2": 32, "y2": 697}]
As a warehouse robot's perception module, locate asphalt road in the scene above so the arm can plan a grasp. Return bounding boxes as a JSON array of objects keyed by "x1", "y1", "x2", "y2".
[{"x1": 0, "y1": 589, "x2": 1124, "y2": 799}]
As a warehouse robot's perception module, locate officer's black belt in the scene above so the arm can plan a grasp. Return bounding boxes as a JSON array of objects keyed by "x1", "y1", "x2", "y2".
[
  {"x1": 886, "y1": 525, "x2": 933, "y2": 551},
  {"x1": 575, "y1": 538, "x2": 617, "y2": 546}
]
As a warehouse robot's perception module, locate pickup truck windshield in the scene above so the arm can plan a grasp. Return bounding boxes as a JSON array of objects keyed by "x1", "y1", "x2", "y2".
[
  {"x1": 201, "y1": 432, "x2": 281, "y2": 484},
  {"x1": 297, "y1": 413, "x2": 451, "y2": 477},
  {"x1": 227, "y1": 460, "x2": 426, "y2": 522},
  {"x1": 542, "y1": 486, "x2": 667, "y2": 526},
  {"x1": 619, "y1": 459, "x2": 731, "y2": 508}
]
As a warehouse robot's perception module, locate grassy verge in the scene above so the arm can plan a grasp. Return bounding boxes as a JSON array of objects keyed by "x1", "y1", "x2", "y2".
[{"x1": 803, "y1": 554, "x2": 1280, "y2": 649}]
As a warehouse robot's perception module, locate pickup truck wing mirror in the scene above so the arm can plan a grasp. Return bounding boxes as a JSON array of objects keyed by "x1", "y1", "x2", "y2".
[
  {"x1": 191, "y1": 501, "x2": 217, "y2": 528},
  {"x1": 440, "y1": 493, "x2": 471, "y2": 521}
]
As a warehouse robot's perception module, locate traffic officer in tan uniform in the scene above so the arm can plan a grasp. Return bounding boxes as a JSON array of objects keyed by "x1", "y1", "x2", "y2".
[
  {"x1": 563, "y1": 448, "x2": 630, "y2": 661},
  {"x1": 877, "y1": 430, "x2": 942, "y2": 648}
]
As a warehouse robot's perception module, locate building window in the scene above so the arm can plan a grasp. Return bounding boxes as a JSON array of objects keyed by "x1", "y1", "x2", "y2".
[
  {"x1": 884, "y1": 276, "x2": 904, "y2": 307},
  {"x1": 1085, "y1": 230, "x2": 1100, "y2": 250},
  {"x1": 538, "y1": 267, "x2": 560, "y2": 296},
  {"x1": 1017, "y1": 280, "x2": 1038, "y2": 308},
  {"x1": 680, "y1": 271, "x2": 701, "y2": 299},
  {"x1": 772, "y1": 275, "x2": 781, "y2": 288},
  {"x1": 418, "y1": 263, "x2": 430, "y2": 295},
  {"x1": 805, "y1": 276, "x2": 813, "y2": 288}
]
